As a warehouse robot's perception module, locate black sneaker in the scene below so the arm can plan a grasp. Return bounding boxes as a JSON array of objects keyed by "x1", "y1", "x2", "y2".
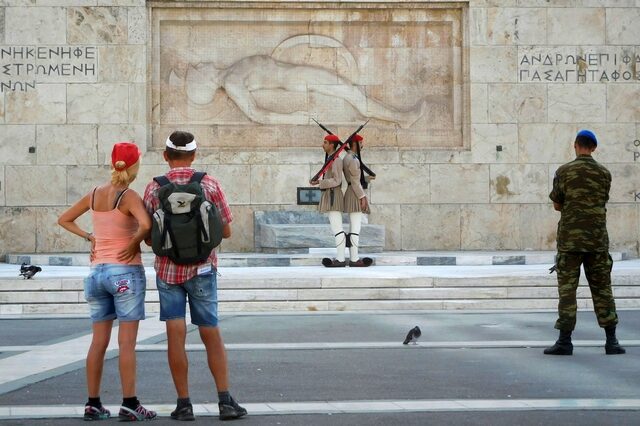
[
  {"x1": 218, "y1": 397, "x2": 247, "y2": 421},
  {"x1": 171, "y1": 403, "x2": 195, "y2": 421},
  {"x1": 83, "y1": 404, "x2": 110, "y2": 421}
]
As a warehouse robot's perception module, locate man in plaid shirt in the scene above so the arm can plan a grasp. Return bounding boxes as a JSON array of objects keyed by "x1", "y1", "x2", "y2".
[{"x1": 143, "y1": 130, "x2": 246, "y2": 421}]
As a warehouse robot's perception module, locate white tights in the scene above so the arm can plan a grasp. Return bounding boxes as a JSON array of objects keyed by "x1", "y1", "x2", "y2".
[
  {"x1": 327, "y1": 211, "x2": 345, "y2": 262},
  {"x1": 348, "y1": 212, "x2": 363, "y2": 262}
]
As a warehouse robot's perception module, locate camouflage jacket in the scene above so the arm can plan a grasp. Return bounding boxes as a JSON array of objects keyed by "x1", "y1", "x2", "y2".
[{"x1": 549, "y1": 154, "x2": 610, "y2": 252}]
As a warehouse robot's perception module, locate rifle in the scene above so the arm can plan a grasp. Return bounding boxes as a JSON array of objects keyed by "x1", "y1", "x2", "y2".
[
  {"x1": 310, "y1": 119, "x2": 376, "y2": 181},
  {"x1": 310, "y1": 120, "x2": 369, "y2": 183},
  {"x1": 312, "y1": 118, "x2": 334, "y2": 136}
]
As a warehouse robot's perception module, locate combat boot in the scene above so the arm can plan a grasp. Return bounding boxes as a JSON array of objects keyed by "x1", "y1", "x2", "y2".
[
  {"x1": 604, "y1": 325, "x2": 626, "y2": 355},
  {"x1": 543, "y1": 330, "x2": 573, "y2": 355}
]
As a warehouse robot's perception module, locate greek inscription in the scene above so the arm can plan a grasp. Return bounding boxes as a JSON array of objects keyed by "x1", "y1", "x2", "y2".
[
  {"x1": 634, "y1": 140, "x2": 640, "y2": 163},
  {"x1": 519, "y1": 48, "x2": 640, "y2": 83},
  {"x1": 633, "y1": 140, "x2": 640, "y2": 162},
  {"x1": 0, "y1": 45, "x2": 98, "y2": 92},
  {"x1": 635, "y1": 136, "x2": 640, "y2": 199},
  {"x1": 0, "y1": 80, "x2": 36, "y2": 92}
]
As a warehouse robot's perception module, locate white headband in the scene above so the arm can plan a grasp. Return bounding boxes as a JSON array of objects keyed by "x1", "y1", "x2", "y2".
[{"x1": 166, "y1": 137, "x2": 197, "y2": 151}]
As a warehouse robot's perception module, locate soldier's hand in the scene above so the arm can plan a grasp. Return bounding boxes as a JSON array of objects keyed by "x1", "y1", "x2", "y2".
[{"x1": 360, "y1": 197, "x2": 369, "y2": 211}]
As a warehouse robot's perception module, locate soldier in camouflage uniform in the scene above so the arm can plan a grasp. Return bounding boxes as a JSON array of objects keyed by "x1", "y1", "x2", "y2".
[{"x1": 545, "y1": 130, "x2": 625, "y2": 356}]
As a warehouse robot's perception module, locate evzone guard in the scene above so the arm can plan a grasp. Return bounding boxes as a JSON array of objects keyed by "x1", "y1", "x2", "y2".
[
  {"x1": 309, "y1": 134, "x2": 347, "y2": 267},
  {"x1": 341, "y1": 133, "x2": 373, "y2": 267},
  {"x1": 310, "y1": 120, "x2": 374, "y2": 267}
]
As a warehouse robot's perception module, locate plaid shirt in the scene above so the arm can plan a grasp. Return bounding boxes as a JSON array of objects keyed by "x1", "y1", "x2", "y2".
[{"x1": 143, "y1": 167, "x2": 233, "y2": 284}]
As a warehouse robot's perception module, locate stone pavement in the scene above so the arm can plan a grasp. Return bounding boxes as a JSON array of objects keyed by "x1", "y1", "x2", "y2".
[
  {"x1": 1, "y1": 310, "x2": 639, "y2": 425},
  {"x1": 1, "y1": 253, "x2": 640, "y2": 424}
]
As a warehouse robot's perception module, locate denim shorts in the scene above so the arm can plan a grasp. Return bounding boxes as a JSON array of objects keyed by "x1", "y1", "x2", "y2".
[
  {"x1": 156, "y1": 272, "x2": 218, "y2": 327},
  {"x1": 84, "y1": 264, "x2": 146, "y2": 322}
]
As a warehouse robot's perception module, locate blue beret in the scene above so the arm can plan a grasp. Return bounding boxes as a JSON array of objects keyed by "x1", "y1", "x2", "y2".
[{"x1": 576, "y1": 129, "x2": 597, "y2": 146}]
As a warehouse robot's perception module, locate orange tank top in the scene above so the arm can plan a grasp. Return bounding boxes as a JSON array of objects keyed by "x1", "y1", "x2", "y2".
[{"x1": 91, "y1": 188, "x2": 142, "y2": 266}]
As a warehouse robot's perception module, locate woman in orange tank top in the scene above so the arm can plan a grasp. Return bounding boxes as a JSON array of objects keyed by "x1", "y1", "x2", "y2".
[{"x1": 57, "y1": 142, "x2": 156, "y2": 421}]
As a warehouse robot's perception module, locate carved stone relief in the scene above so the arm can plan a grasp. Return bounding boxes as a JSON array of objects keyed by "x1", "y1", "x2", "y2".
[{"x1": 151, "y1": 4, "x2": 469, "y2": 149}]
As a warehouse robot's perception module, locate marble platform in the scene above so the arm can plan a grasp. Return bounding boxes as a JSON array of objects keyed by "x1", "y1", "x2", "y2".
[{"x1": 254, "y1": 211, "x2": 385, "y2": 253}]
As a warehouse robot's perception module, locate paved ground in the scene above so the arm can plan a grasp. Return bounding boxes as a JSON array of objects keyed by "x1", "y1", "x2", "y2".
[
  {"x1": 2, "y1": 411, "x2": 639, "y2": 426},
  {"x1": 1, "y1": 310, "x2": 639, "y2": 425}
]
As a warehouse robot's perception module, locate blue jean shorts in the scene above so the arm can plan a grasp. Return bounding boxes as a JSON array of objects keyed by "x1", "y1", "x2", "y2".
[
  {"x1": 84, "y1": 264, "x2": 146, "y2": 322},
  {"x1": 156, "y1": 272, "x2": 218, "y2": 327}
]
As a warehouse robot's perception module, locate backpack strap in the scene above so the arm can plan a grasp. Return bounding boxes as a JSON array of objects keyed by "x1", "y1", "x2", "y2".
[
  {"x1": 164, "y1": 212, "x2": 181, "y2": 260},
  {"x1": 190, "y1": 171, "x2": 207, "y2": 254},
  {"x1": 189, "y1": 171, "x2": 207, "y2": 184},
  {"x1": 153, "y1": 175, "x2": 171, "y2": 187},
  {"x1": 194, "y1": 208, "x2": 204, "y2": 254}
]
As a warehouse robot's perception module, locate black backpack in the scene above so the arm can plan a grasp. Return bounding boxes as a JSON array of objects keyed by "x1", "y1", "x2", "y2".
[{"x1": 151, "y1": 172, "x2": 223, "y2": 265}]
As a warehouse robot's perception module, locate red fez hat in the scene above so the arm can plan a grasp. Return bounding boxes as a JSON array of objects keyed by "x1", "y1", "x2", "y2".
[
  {"x1": 111, "y1": 142, "x2": 141, "y2": 171},
  {"x1": 351, "y1": 134, "x2": 363, "y2": 142},
  {"x1": 324, "y1": 134, "x2": 340, "y2": 143}
]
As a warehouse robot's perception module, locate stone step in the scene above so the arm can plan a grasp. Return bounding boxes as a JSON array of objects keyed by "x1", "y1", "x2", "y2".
[
  {"x1": 4, "y1": 272, "x2": 640, "y2": 291},
  {"x1": 5, "y1": 251, "x2": 624, "y2": 267},
  {"x1": 3, "y1": 285, "x2": 640, "y2": 303},
  {"x1": 3, "y1": 297, "x2": 640, "y2": 316},
  {"x1": 3, "y1": 260, "x2": 640, "y2": 314}
]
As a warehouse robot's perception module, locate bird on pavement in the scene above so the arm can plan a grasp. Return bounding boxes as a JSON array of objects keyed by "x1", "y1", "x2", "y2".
[
  {"x1": 403, "y1": 326, "x2": 421, "y2": 345},
  {"x1": 19, "y1": 263, "x2": 42, "y2": 279}
]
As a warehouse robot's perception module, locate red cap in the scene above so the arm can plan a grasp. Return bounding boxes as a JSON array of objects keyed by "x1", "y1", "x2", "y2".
[
  {"x1": 111, "y1": 142, "x2": 141, "y2": 171},
  {"x1": 351, "y1": 134, "x2": 363, "y2": 142},
  {"x1": 324, "y1": 134, "x2": 340, "y2": 143}
]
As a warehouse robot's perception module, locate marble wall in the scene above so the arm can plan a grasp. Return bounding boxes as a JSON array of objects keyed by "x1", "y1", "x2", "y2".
[{"x1": 0, "y1": 0, "x2": 639, "y2": 257}]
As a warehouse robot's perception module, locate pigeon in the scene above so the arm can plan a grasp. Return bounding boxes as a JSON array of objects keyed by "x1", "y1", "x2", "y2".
[
  {"x1": 403, "y1": 326, "x2": 421, "y2": 345},
  {"x1": 19, "y1": 263, "x2": 42, "y2": 279}
]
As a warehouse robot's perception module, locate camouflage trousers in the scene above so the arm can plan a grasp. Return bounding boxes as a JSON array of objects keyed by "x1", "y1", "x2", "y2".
[{"x1": 554, "y1": 251, "x2": 618, "y2": 331}]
